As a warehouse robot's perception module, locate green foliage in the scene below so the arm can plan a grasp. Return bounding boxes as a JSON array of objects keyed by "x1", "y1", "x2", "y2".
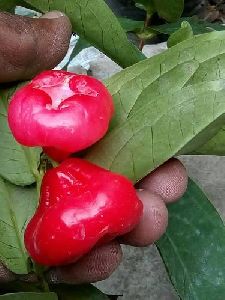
[
  {"x1": 86, "y1": 31, "x2": 225, "y2": 182},
  {"x1": 0, "y1": 178, "x2": 37, "y2": 274},
  {"x1": 134, "y1": 0, "x2": 183, "y2": 20},
  {"x1": 157, "y1": 179, "x2": 225, "y2": 299},
  {"x1": 152, "y1": 16, "x2": 225, "y2": 35},
  {"x1": 193, "y1": 126, "x2": 225, "y2": 155},
  {"x1": 134, "y1": 0, "x2": 155, "y2": 15},
  {"x1": 0, "y1": 0, "x2": 225, "y2": 298},
  {"x1": 0, "y1": 0, "x2": 18, "y2": 12},
  {"x1": 118, "y1": 17, "x2": 144, "y2": 32},
  {"x1": 167, "y1": 21, "x2": 193, "y2": 48},
  {"x1": 0, "y1": 86, "x2": 41, "y2": 186},
  {"x1": 152, "y1": 0, "x2": 184, "y2": 22}
]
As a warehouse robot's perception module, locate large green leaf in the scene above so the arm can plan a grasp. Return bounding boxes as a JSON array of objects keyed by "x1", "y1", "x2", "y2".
[
  {"x1": 152, "y1": 0, "x2": 184, "y2": 22},
  {"x1": 0, "y1": 86, "x2": 41, "y2": 186},
  {"x1": 85, "y1": 31, "x2": 225, "y2": 182},
  {"x1": 18, "y1": 0, "x2": 145, "y2": 68},
  {"x1": 53, "y1": 284, "x2": 109, "y2": 300},
  {"x1": 157, "y1": 179, "x2": 225, "y2": 299},
  {"x1": 0, "y1": 293, "x2": 57, "y2": 299},
  {"x1": 0, "y1": 178, "x2": 37, "y2": 274}
]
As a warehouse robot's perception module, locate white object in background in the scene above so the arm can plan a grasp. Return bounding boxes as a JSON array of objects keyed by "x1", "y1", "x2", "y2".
[
  {"x1": 54, "y1": 35, "x2": 78, "y2": 70},
  {"x1": 67, "y1": 46, "x2": 102, "y2": 75},
  {"x1": 56, "y1": 34, "x2": 167, "y2": 80},
  {"x1": 15, "y1": 6, "x2": 41, "y2": 17},
  {"x1": 67, "y1": 46, "x2": 122, "y2": 79},
  {"x1": 143, "y1": 42, "x2": 167, "y2": 58}
]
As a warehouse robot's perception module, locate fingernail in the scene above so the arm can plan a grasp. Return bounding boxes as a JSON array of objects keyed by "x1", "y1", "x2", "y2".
[{"x1": 41, "y1": 11, "x2": 66, "y2": 19}]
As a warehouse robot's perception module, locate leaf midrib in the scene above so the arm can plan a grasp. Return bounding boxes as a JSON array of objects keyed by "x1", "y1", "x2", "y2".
[
  {"x1": 3, "y1": 181, "x2": 27, "y2": 269},
  {"x1": 162, "y1": 233, "x2": 199, "y2": 299}
]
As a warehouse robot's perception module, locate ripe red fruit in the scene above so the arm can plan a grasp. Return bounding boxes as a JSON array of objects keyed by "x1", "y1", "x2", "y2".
[
  {"x1": 24, "y1": 158, "x2": 143, "y2": 266},
  {"x1": 8, "y1": 70, "x2": 114, "y2": 155}
]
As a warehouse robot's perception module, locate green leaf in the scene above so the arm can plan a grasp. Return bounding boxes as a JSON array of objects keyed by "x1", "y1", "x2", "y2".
[
  {"x1": 157, "y1": 179, "x2": 225, "y2": 299},
  {"x1": 152, "y1": 0, "x2": 184, "y2": 22},
  {"x1": 0, "y1": 0, "x2": 18, "y2": 12},
  {"x1": 0, "y1": 178, "x2": 37, "y2": 274},
  {"x1": 53, "y1": 284, "x2": 109, "y2": 300},
  {"x1": 134, "y1": 0, "x2": 155, "y2": 15},
  {"x1": 20, "y1": 0, "x2": 145, "y2": 68},
  {"x1": 0, "y1": 293, "x2": 57, "y2": 299},
  {"x1": 85, "y1": 31, "x2": 225, "y2": 182},
  {"x1": 167, "y1": 21, "x2": 193, "y2": 48},
  {"x1": 194, "y1": 127, "x2": 225, "y2": 155},
  {"x1": 152, "y1": 16, "x2": 225, "y2": 35},
  {"x1": 118, "y1": 17, "x2": 144, "y2": 32},
  {"x1": 0, "y1": 85, "x2": 41, "y2": 186}
]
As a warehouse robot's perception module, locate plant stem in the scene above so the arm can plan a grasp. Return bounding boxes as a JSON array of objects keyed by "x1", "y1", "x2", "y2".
[
  {"x1": 32, "y1": 172, "x2": 50, "y2": 292},
  {"x1": 138, "y1": 13, "x2": 152, "y2": 51},
  {"x1": 34, "y1": 170, "x2": 44, "y2": 200},
  {"x1": 30, "y1": 153, "x2": 58, "y2": 292},
  {"x1": 49, "y1": 158, "x2": 59, "y2": 168},
  {"x1": 33, "y1": 263, "x2": 50, "y2": 292}
]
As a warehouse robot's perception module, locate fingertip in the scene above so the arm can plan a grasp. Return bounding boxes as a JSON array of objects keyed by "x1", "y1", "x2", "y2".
[
  {"x1": 0, "y1": 263, "x2": 16, "y2": 283},
  {"x1": 120, "y1": 190, "x2": 168, "y2": 247},
  {"x1": 139, "y1": 158, "x2": 188, "y2": 203},
  {"x1": 0, "y1": 11, "x2": 72, "y2": 82},
  {"x1": 47, "y1": 241, "x2": 122, "y2": 284}
]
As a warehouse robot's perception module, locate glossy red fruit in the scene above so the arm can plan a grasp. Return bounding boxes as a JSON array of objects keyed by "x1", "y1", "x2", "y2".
[
  {"x1": 8, "y1": 70, "x2": 114, "y2": 155},
  {"x1": 24, "y1": 158, "x2": 143, "y2": 266}
]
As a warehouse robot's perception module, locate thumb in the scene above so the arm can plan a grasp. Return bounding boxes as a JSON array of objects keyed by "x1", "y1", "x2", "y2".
[{"x1": 0, "y1": 11, "x2": 72, "y2": 83}]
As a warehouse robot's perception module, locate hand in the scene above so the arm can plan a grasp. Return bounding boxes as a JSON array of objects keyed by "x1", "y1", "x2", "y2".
[
  {"x1": 46, "y1": 158, "x2": 188, "y2": 284},
  {"x1": 0, "y1": 11, "x2": 188, "y2": 284},
  {"x1": 0, "y1": 10, "x2": 71, "y2": 82}
]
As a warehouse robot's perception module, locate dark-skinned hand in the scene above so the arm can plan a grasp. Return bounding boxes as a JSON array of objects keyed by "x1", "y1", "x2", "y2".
[{"x1": 0, "y1": 10, "x2": 188, "y2": 285}]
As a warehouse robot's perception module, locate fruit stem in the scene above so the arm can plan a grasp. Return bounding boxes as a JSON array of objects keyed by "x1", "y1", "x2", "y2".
[
  {"x1": 33, "y1": 262, "x2": 50, "y2": 292},
  {"x1": 35, "y1": 170, "x2": 44, "y2": 200},
  {"x1": 49, "y1": 158, "x2": 59, "y2": 168}
]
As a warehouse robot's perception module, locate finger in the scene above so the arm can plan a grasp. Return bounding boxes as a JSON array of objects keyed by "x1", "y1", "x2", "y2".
[
  {"x1": 138, "y1": 158, "x2": 188, "y2": 203},
  {"x1": 46, "y1": 240, "x2": 122, "y2": 284},
  {"x1": 0, "y1": 11, "x2": 72, "y2": 82},
  {"x1": 0, "y1": 263, "x2": 15, "y2": 283},
  {"x1": 120, "y1": 190, "x2": 168, "y2": 246}
]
